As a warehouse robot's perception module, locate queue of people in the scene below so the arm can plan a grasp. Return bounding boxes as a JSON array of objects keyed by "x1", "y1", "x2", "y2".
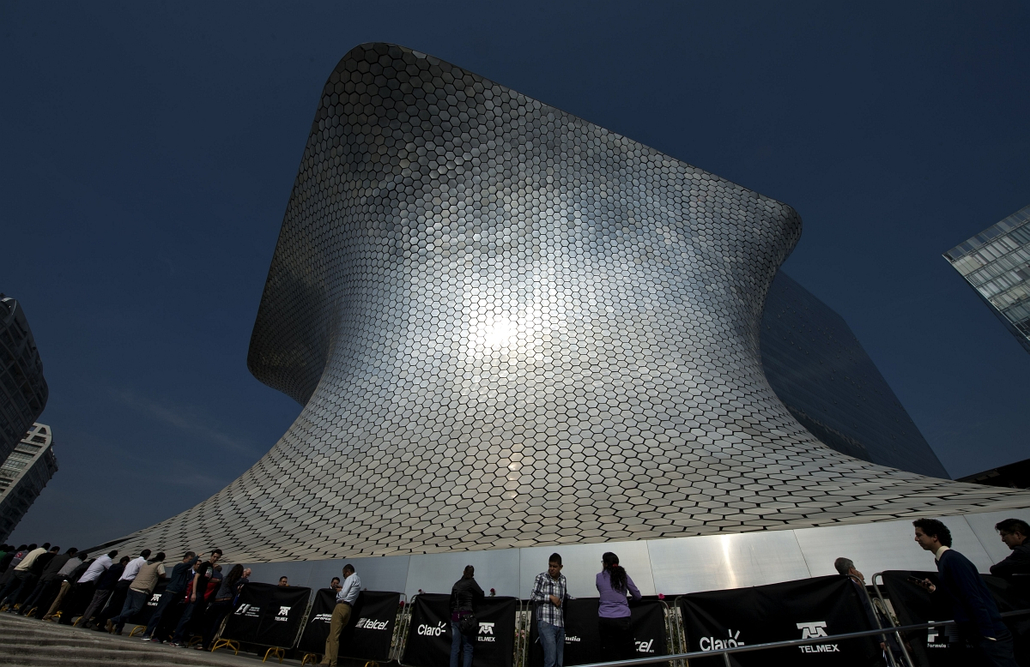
[
  {"x1": 2, "y1": 515, "x2": 1029, "y2": 667},
  {"x1": 0, "y1": 543, "x2": 252, "y2": 651}
]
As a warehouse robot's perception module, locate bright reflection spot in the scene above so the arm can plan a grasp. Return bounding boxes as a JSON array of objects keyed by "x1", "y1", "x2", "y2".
[
  {"x1": 480, "y1": 318, "x2": 516, "y2": 349},
  {"x1": 719, "y1": 535, "x2": 738, "y2": 589}
]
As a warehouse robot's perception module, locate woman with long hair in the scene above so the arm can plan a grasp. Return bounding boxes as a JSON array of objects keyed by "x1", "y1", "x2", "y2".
[
  {"x1": 449, "y1": 565, "x2": 485, "y2": 667},
  {"x1": 201, "y1": 564, "x2": 245, "y2": 650},
  {"x1": 596, "y1": 552, "x2": 641, "y2": 659}
]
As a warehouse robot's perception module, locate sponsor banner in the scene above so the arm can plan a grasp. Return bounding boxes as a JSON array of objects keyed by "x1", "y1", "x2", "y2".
[
  {"x1": 401, "y1": 593, "x2": 517, "y2": 667},
  {"x1": 526, "y1": 597, "x2": 667, "y2": 667},
  {"x1": 297, "y1": 588, "x2": 338, "y2": 654},
  {"x1": 127, "y1": 581, "x2": 168, "y2": 626},
  {"x1": 678, "y1": 575, "x2": 879, "y2": 667},
  {"x1": 222, "y1": 582, "x2": 311, "y2": 648},
  {"x1": 881, "y1": 570, "x2": 1030, "y2": 667}
]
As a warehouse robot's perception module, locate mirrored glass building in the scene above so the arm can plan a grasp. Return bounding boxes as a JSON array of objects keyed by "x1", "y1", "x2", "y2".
[
  {"x1": 108, "y1": 43, "x2": 1029, "y2": 563},
  {"x1": 0, "y1": 423, "x2": 58, "y2": 543},
  {"x1": 761, "y1": 272, "x2": 948, "y2": 478},
  {"x1": 0, "y1": 295, "x2": 48, "y2": 463},
  {"x1": 944, "y1": 204, "x2": 1030, "y2": 354}
]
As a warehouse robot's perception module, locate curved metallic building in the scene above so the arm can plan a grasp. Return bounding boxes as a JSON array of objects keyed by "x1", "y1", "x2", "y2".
[{"x1": 115, "y1": 43, "x2": 1028, "y2": 561}]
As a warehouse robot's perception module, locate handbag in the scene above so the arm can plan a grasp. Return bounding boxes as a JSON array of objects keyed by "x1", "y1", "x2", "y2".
[{"x1": 458, "y1": 611, "x2": 478, "y2": 634}]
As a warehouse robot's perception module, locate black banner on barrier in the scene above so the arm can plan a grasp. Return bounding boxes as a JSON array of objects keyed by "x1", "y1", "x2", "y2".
[
  {"x1": 128, "y1": 581, "x2": 168, "y2": 626},
  {"x1": 678, "y1": 575, "x2": 879, "y2": 667},
  {"x1": 341, "y1": 591, "x2": 401, "y2": 661},
  {"x1": 297, "y1": 589, "x2": 337, "y2": 654},
  {"x1": 881, "y1": 570, "x2": 1030, "y2": 667},
  {"x1": 401, "y1": 593, "x2": 517, "y2": 667},
  {"x1": 526, "y1": 598, "x2": 667, "y2": 667},
  {"x1": 222, "y1": 582, "x2": 311, "y2": 648}
]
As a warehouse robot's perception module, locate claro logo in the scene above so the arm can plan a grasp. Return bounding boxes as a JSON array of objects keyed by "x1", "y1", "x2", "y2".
[
  {"x1": 700, "y1": 629, "x2": 744, "y2": 652},
  {"x1": 417, "y1": 622, "x2": 447, "y2": 636}
]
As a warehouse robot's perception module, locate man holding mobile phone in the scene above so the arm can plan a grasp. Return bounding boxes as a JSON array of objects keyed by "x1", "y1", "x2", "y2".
[{"x1": 913, "y1": 518, "x2": 1017, "y2": 666}]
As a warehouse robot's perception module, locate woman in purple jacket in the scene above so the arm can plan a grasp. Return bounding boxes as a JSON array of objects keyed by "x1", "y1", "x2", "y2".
[{"x1": 595, "y1": 552, "x2": 641, "y2": 659}]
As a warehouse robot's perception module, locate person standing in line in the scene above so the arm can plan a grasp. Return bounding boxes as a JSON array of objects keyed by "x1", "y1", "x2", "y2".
[
  {"x1": 0, "y1": 542, "x2": 47, "y2": 608},
  {"x1": 330, "y1": 576, "x2": 341, "y2": 592},
  {"x1": 79, "y1": 556, "x2": 129, "y2": 628},
  {"x1": 19, "y1": 547, "x2": 77, "y2": 616},
  {"x1": 170, "y1": 560, "x2": 212, "y2": 646},
  {"x1": 278, "y1": 576, "x2": 289, "y2": 586},
  {"x1": 200, "y1": 563, "x2": 245, "y2": 650},
  {"x1": 596, "y1": 552, "x2": 641, "y2": 661},
  {"x1": 60, "y1": 550, "x2": 118, "y2": 625},
  {"x1": 449, "y1": 565, "x2": 484, "y2": 667},
  {"x1": 321, "y1": 564, "x2": 361, "y2": 667},
  {"x1": 913, "y1": 518, "x2": 1018, "y2": 667},
  {"x1": 96, "y1": 549, "x2": 150, "y2": 630},
  {"x1": 140, "y1": 551, "x2": 198, "y2": 641},
  {"x1": 108, "y1": 552, "x2": 166, "y2": 634},
  {"x1": 3, "y1": 544, "x2": 57, "y2": 610},
  {"x1": 41, "y1": 552, "x2": 88, "y2": 621},
  {"x1": 531, "y1": 553, "x2": 568, "y2": 667},
  {"x1": 990, "y1": 519, "x2": 1030, "y2": 580}
]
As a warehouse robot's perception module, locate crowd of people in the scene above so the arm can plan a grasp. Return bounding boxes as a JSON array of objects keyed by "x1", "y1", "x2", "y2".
[
  {"x1": 0, "y1": 543, "x2": 254, "y2": 650},
  {"x1": 1, "y1": 516, "x2": 1028, "y2": 667}
]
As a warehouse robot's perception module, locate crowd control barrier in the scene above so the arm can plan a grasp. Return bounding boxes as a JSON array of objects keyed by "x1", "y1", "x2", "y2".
[
  {"x1": 677, "y1": 574, "x2": 881, "y2": 667},
  {"x1": 296, "y1": 589, "x2": 403, "y2": 663},
  {"x1": 525, "y1": 598, "x2": 668, "y2": 667},
  {"x1": 124, "y1": 581, "x2": 168, "y2": 636},
  {"x1": 875, "y1": 571, "x2": 1030, "y2": 667},
  {"x1": 401, "y1": 593, "x2": 518, "y2": 667},
  {"x1": 215, "y1": 582, "x2": 311, "y2": 661}
]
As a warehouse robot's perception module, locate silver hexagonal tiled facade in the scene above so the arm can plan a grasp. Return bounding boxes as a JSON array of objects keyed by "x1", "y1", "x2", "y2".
[{"x1": 113, "y1": 44, "x2": 1029, "y2": 561}]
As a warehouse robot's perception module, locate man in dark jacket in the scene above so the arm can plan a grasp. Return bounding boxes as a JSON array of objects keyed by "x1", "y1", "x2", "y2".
[
  {"x1": 140, "y1": 551, "x2": 199, "y2": 641},
  {"x1": 914, "y1": 518, "x2": 1018, "y2": 667},
  {"x1": 18, "y1": 547, "x2": 77, "y2": 616},
  {"x1": 990, "y1": 519, "x2": 1030, "y2": 581}
]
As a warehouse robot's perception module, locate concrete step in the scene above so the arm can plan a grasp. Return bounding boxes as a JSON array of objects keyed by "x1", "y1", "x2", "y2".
[{"x1": 0, "y1": 612, "x2": 293, "y2": 667}]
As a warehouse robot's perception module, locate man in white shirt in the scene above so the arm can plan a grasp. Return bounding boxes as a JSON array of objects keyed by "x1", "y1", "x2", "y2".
[
  {"x1": 108, "y1": 552, "x2": 165, "y2": 634},
  {"x1": 321, "y1": 565, "x2": 361, "y2": 667},
  {"x1": 59, "y1": 550, "x2": 118, "y2": 625},
  {"x1": 96, "y1": 549, "x2": 151, "y2": 631},
  {"x1": 0, "y1": 542, "x2": 49, "y2": 608}
]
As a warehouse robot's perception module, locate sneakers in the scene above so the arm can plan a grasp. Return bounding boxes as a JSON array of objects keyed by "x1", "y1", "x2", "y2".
[{"x1": 105, "y1": 620, "x2": 114, "y2": 633}]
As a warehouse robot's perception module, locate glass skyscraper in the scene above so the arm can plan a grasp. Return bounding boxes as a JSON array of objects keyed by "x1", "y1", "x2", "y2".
[
  {"x1": 761, "y1": 272, "x2": 950, "y2": 478},
  {"x1": 944, "y1": 204, "x2": 1030, "y2": 354},
  {"x1": 0, "y1": 423, "x2": 58, "y2": 542},
  {"x1": 0, "y1": 295, "x2": 49, "y2": 463}
]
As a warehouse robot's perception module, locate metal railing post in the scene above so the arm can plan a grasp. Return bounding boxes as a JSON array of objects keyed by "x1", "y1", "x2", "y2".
[{"x1": 870, "y1": 572, "x2": 916, "y2": 667}]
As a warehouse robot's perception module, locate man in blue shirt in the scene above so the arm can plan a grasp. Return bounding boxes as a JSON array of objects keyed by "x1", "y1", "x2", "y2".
[
  {"x1": 321, "y1": 564, "x2": 361, "y2": 667},
  {"x1": 140, "y1": 551, "x2": 198, "y2": 641},
  {"x1": 914, "y1": 518, "x2": 1018, "y2": 667}
]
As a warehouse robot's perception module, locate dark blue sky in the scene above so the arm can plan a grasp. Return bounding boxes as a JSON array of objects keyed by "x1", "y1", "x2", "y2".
[{"x1": 3, "y1": 1, "x2": 1028, "y2": 550}]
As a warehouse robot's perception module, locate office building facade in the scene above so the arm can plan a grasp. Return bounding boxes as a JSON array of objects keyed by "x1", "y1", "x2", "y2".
[
  {"x1": 108, "y1": 44, "x2": 1028, "y2": 562},
  {"x1": 761, "y1": 272, "x2": 949, "y2": 478},
  {"x1": 0, "y1": 423, "x2": 58, "y2": 543},
  {"x1": 0, "y1": 295, "x2": 48, "y2": 463},
  {"x1": 944, "y1": 204, "x2": 1030, "y2": 353}
]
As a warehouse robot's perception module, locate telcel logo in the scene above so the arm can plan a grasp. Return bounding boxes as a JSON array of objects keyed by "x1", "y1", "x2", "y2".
[
  {"x1": 357, "y1": 618, "x2": 390, "y2": 631},
  {"x1": 700, "y1": 629, "x2": 744, "y2": 651},
  {"x1": 635, "y1": 639, "x2": 655, "y2": 654},
  {"x1": 417, "y1": 622, "x2": 447, "y2": 636}
]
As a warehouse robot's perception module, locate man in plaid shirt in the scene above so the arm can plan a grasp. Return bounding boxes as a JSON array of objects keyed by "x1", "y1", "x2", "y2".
[{"x1": 531, "y1": 553, "x2": 568, "y2": 667}]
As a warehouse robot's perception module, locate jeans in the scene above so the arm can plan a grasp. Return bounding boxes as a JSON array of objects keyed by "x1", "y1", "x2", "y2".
[
  {"x1": 450, "y1": 619, "x2": 474, "y2": 667},
  {"x1": 171, "y1": 599, "x2": 207, "y2": 643},
  {"x1": 538, "y1": 620, "x2": 565, "y2": 667},
  {"x1": 598, "y1": 616, "x2": 635, "y2": 661},
  {"x1": 110, "y1": 589, "x2": 148, "y2": 632}
]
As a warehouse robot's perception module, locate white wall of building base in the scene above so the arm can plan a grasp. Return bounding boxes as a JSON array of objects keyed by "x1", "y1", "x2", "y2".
[{"x1": 238, "y1": 506, "x2": 1030, "y2": 600}]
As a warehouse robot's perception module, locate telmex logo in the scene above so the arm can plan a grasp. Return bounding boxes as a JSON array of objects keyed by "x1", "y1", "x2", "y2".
[
  {"x1": 477, "y1": 622, "x2": 496, "y2": 643},
  {"x1": 417, "y1": 622, "x2": 447, "y2": 636},
  {"x1": 147, "y1": 593, "x2": 161, "y2": 606},
  {"x1": 274, "y1": 605, "x2": 292, "y2": 621},
  {"x1": 356, "y1": 618, "x2": 390, "y2": 631},
  {"x1": 796, "y1": 621, "x2": 840, "y2": 654},
  {"x1": 699, "y1": 629, "x2": 744, "y2": 652},
  {"x1": 635, "y1": 639, "x2": 655, "y2": 654}
]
